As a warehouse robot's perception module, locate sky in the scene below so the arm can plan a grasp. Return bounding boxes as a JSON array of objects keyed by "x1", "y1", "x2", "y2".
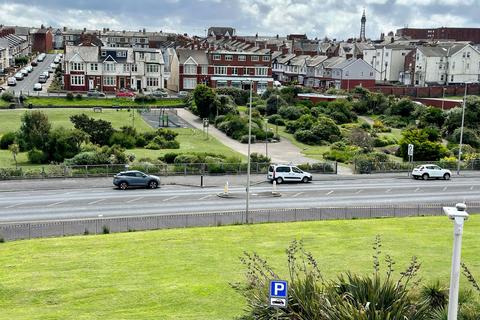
[{"x1": 0, "y1": 0, "x2": 479, "y2": 40}]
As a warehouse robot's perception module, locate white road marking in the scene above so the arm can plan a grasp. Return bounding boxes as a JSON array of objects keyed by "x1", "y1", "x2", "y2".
[
  {"x1": 470, "y1": 186, "x2": 474, "y2": 191},
  {"x1": 326, "y1": 190, "x2": 334, "y2": 196},
  {"x1": 162, "y1": 196, "x2": 179, "y2": 202},
  {"x1": 5, "y1": 203, "x2": 22, "y2": 209},
  {"x1": 199, "y1": 194, "x2": 213, "y2": 200},
  {"x1": 47, "y1": 201, "x2": 66, "y2": 207},
  {"x1": 385, "y1": 188, "x2": 392, "y2": 193},
  {"x1": 88, "y1": 199, "x2": 106, "y2": 205},
  {"x1": 126, "y1": 197, "x2": 144, "y2": 203},
  {"x1": 443, "y1": 187, "x2": 448, "y2": 191},
  {"x1": 414, "y1": 187, "x2": 420, "y2": 192},
  {"x1": 355, "y1": 189, "x2": 363, "y2": 194},
  {"x1": 292, "y1": 192, "x2": 304, "y2": 198}
]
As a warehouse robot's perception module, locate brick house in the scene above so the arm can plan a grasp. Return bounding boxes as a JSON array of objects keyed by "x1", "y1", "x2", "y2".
[
  {"x1": 175, "y1": 49, "x2": 210, "y2": 91},
  {"x1": 31, "y1": 27, "x2": 53, "y2": 53},
  {"x1": 64, "y1": 45, "x2": 164, "y2": 92}
]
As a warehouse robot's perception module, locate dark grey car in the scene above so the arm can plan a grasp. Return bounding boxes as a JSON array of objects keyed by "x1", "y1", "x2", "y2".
[{"x1": 113, "y1": 171, "x2": 160, "y2": 190}]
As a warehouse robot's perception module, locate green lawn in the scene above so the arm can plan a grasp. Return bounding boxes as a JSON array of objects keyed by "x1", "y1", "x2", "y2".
[
  {"x1": 276, "y1": 125, "x2": 330, "y2": 161},
  {"x1": 24, "y1": 97, "x2": 184, "y2": 107},
  {"x1": 0, "y1": 216, "x2": 478, "y2": 319}
]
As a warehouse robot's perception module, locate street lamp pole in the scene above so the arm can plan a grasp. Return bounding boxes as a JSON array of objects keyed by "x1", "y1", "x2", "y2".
[
  {"x1": 245, "y1": 79, "x2": 253, "y2": 224},
  {"x1": 456, "y1": 83, "x2": 468, "y2": 175},
  {"x1": 443, "y1": 203, "x2": 469, "y2": 320},
  {"x1": 441, "y1": 87, "x2": 446, "y2": 111},
  {"x1": 265, "y1": 118, "x2": 268, "y2": 158}
]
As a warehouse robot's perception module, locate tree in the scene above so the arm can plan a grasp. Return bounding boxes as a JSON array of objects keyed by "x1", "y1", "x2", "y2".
[
  {"x1": 193, "y1": 84, "x2": 216, "y2": 118},
  {"x1": 348, "y1": 128, "x2": 373, "y2": 151},
  {"x1": 399, "y1": 128, "x2": 449, "y2": 161},
  {"x1": 70, "y1": 114, "x2": 114, "y2": 146},
  {"x1": 18, "y1": 110, "x2": 51, "y2": 150},
  {"x1": 265, "y1": 94, "x2": 287, "y2": 115},
  {"x1": 8, "y1": 143, "x2": 19, "y2": 169},
  {"x1": 418, "y1": 107, "x2": 446, "y2": 128},
  {"x1": 388, "y1": 98, "x2": 416, "y2": 117},
  {"x1": 45, "y1": 128, "x2": 88, "y2": 162},
  {"x1": 311, "y1": 116, "x2": 341, "y2": 143}
]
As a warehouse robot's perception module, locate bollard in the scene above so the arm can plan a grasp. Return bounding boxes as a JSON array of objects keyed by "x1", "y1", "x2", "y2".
[
  {"x1": 224, "y1": 181, "x2": 229, "y2": 195},
  {"x1": 201, "y1": 175, "x2": 204, "y2": 188},
  {"x1": 272, "y1": 180, "x2": 279, "y2": 195}
]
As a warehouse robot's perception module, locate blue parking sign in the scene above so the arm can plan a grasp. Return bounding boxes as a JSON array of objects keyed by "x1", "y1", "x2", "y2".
[{"x1": 270, "y1": 280, "x2": 288, "y2": 297}]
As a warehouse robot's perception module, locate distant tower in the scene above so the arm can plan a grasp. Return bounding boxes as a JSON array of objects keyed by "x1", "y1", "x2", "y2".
[{"x1": 360, "y1": 9, "x2": 366, "y2": 42}]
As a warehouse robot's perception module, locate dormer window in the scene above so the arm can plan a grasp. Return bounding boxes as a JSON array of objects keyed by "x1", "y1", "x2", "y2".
[
  {"x1": 117, "y1": 51, "x2": 126, "y2": 58},
  {"x1": 101, "y1": 51, "x2": 106, "y2": 57}
]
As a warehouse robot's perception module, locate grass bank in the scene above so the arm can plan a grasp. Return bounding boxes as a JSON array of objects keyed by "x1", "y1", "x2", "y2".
[
  {"x1": 22, "y1": 97, "x2": 184, "y2": 107},
  {"x1": 0, "y1": 216, "x2": 478, "y2": 319}
]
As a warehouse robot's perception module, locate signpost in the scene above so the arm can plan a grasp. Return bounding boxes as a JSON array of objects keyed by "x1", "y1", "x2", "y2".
[
  {"x1": 203, "y1": 118, "x2": 209, "y2": 139},
  {"x1": 408, "y1": 144, "x2": 414, "y2": 163},
  {"x1": 269, "y1": 280, "x2": 288, "y2": 309}
]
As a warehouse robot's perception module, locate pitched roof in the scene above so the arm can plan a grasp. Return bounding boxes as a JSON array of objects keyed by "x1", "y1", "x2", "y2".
[
  {"x1": 322, "y1": 56, "x2": 346, "y2": 68},
  {"x1": 289, "y1": 55, "x2": 310, "y2": 66},
  {"x1": 176, "y1": 48, "x2": 208, "y2": 65},
  {"x1": 306, "y1": 55, "x2": 328, "y2": 67},
  {"x1": 275, "y1": 53, "x2": 296, "y2": 64},
  {"x1": 65, "y1": 46, "x2": 100, "y2": 62},
  {"x1": 332, "y1": 58, "x2": 359, "y2": 70}
]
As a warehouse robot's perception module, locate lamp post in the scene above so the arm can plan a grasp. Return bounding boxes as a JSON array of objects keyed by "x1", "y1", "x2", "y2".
[
  {"x1": 441, "y1": 87, "x2": 446, "y2": 111},
  {"x1": 443, "y1": 203, "x2": 469, "y2": 320},
  {"x1": 456, "y1": 83, "x2": 468, "y2": 175},
  {"x1": 245, "y1": 79, "x2": 253, "y2": 224}
]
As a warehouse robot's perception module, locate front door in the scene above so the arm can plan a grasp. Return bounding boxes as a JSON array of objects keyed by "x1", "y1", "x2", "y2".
[
  {"x1": 89, "y1": 79, "x2": 94, "y2": 90},
  {"x1": 137, "y1": 80, "x2": 142, "y2": 91},
  {"x1": 119, "y1": 77, "x2": 125, "y2": 89}
]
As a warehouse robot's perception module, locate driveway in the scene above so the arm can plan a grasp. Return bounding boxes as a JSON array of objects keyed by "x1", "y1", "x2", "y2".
[{"x1": 177, "y1": 109, "x2": 353, "y2": 174}]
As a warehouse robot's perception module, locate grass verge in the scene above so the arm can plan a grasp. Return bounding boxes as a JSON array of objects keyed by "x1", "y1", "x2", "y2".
[
  {"x1": 24, "y1": 97, "x2": 184, "y2": 107},
  {"x1": 0, "y1": 216, "x2": 478, "y2": 319}
]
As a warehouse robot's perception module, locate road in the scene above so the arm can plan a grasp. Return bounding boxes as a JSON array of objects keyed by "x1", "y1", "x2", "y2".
[
  {"x1": 0, "y1": 176, "x2": 479, "y2": 223},
  {"x1": 8, "y1": 54, "x2": 57, "y2": 95}
]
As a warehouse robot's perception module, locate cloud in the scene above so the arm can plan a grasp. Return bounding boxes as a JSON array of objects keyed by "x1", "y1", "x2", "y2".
[{"x1": 0, "y1": 0, "x2": 478, "y2": 40}]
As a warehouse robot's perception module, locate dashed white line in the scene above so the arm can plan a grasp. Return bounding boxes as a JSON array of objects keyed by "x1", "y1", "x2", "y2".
[
  {"x1": 414, "y1": 187, "x2": 420, "y2": 192},
  {"x1": 470, "y1": 186, "x2": 474, "y2": 191},
  {"x1": 199, "y1": 194, "x2": 214, "y2": 200},
  {"x1": 355, "y1": 189, "x2": 363, "y2": 194},
  {"x1": 162, "y1": 196, "x2": 179, "y2": 202},
  {"x1": 126, "y1": 197, "x2": 144, "y2": 203},
  {"x1": 292, "y1": 192, "x2": 304, "y2": 198},
  {"x1": 326, "y1": 190, "x2": 334, "y2": 196},
  {"x1": 88, "y1": 199, "x2": 106, "y2": 205},
  {"x1": 47, "y1": 200, "x2": 66, "y2": 207},
  {"x1": 5, "y1": 203, "x2": 22, "y2": 209},
  {"x1": 443, "y1": 187, "x2": 448, "y2": 191},
  {"x1": 385, "y1": 188, "x2": 392, "y2": 193}
]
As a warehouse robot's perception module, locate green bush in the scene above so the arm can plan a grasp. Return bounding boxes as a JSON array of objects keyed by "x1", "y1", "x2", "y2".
[
  {"x1": 109, "y1": 132, "x2": 136, "y2": 149},
  {"x1": 75, "y1": 94, "x2": 82, "y2": 100},
  {"x1": 66, "y1": 92, "x2": 74, "y2": 101},
  {"x1": 174, "y1": 154, "x2": 200, "y2": 164},
  {"x1": 1, "y1": 91, "x2": 14, "y2": 102},
  {"x1": 285, "y1": 114, "x2": 316, "y2": 134},
  {"x1": 27, "y1": 148, "x2": 48, "y2": 164},
  {"x1": 267, "y1": 114, "x2": 285, "y2": 126},
  {"x1": 265, "y1": 94, "x2": 287, "y2": 115},
  {"x1": 162, "y1": 152, "x2": 178, "y2": 163},
  {"x1": 278, "y1": 105, "x2": 302, "y2": 120},
  {"x1": 0, "y1": 132, "x2": 16, "y2": 150},
  {"x1": 373, "y1": 136, "x2": 398, "y2": 147},
  {"x1": 250, "y1": 152, "x2": 270, "y2": 163},
  {"x1": 145, "y1": 141, "x2": 161, "y2": 150},
  {"x1": 240, "y1": 134, "x2": 256, "y2": 144},
  {"x1": 215, "y1": 87, "x2": 249, "y2": 105},
  {"x1": 310, "y1": 116, "x2": 341, "y2": 143}
]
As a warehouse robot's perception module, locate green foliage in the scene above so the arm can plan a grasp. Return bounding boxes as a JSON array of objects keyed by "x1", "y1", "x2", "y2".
[
  {"x1": 250, "y1": 152, "x2": 270, "y2": 163},
  {"x1": 316, "y1": 99, "x2": 357, "y2": 124},
  {"x1": 193, "y1": 84, "x2": 216, "y2": 118},
  {"x1": 373, "y1": 135, "x2": 398, "y2": 147},
  {"x1": 70, "y1": 113, "x2": 114, "y2": 146},
  {"x1": 388, "y1": 98, "x2": 416, "y2": 117},
  {"x1": 174, "y1": 154, "x2": 200, "y2": 164},
  {"x1": 215, "y1": 87, "x2": 250, "y2": 105},
  {"x1": 109, "y1": 131, "x2": 136, "y2": 149},
  {"x1": 348, "y1": 128, "x2": 373, "y2": 151},
  {"x1": 27, "y1": 148, "x2": 48, "y2": 164},
  {"x1": 14, "y1": 56, "x2": 28, "y2": 65},
  {"x1": 449, "y1": 128, "x2": 480, "y2": 148},
  {"x1": 64, "y1": 145, "x2": 130, "y2": 165},
  {"x1": 311, "y1": 116, "x2": 341, "y2": 143},
  {"x1": 265, "y1": 94, "x2": 287, "y2": 115},
  {"x1": 216, "y1": 114, "x2": 249, "y2": 140},
  {"x1": 161, "y1": 152, "x2": 178, "y2": 163},
  {"x1": 1, "y1": 91, "x2": 15, "y2": 102},
  {"x1": 134, "y1": 94, "x2": 157, "y2": 103},
  {"x1": 285, "y1": 114, "x2": 316, "y2": 134},
  {"x1": 18, "y1": 110, "x2": 51, "y2": 151},
  {"x1": 0, "y1": 132, "x2": 16, "y2": 150},
  {"x1": 353, "y1": 91, "x2": 391, "y2": 115},
  {"x1": 267, "y1": 114, "x2": 285, "y2": 126},
  {"x1": 66, "y1": 92, "x2": 74, "y2": 101},
  {"x1": 278, "y1": 105, "x2": 302, "y2": 120},
  {"x1": 45, "y1": 127, "x2": 87, "y2": 162},
  {"x1": 399, "y1": 128, "x2": 449, "y2": 161},
  {"x1": 418, "y1": 107, "x2": 446, "y2": 128}
]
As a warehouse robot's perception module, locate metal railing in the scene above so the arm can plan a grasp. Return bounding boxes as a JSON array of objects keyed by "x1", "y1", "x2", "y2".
[
  {"x1": 0, "y1": 161, "x2": 337, "y2": 180},
  {"x1": 0, "y1": 202, "x2": 477, "y2": 241},
  {"x1": 354, "y1": 160, "x2": 480, "y2": 174}
]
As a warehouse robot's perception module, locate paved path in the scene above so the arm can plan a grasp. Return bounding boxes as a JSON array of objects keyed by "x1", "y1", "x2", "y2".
[{"x1": 177, "y1": 109, "x2": 353, "y2": 174}]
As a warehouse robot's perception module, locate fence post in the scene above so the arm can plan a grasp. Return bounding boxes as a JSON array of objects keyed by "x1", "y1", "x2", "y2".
[
  {"x1": 85, "y1": 165, "x2": 88, "y2": 178},
  {"x1": 417, "y1": 204, "x2": 420, "y2": 216},
  {"x1": 184, "y1": 164, "x2": 187, "y2": 176},
  {"x1": 214, "y1": 212, "x2": 217, "y2": 226},
  {"x1": 294, "y1": 208, "x2": 297, "y2": 221},
  {"x1": 393, "y1": 205, "x2": 396, "y2": 217}
]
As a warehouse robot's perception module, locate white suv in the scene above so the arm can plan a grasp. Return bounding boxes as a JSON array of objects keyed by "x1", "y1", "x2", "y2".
[
  {"x1": 411, "y1": 164, "x2": 451, "y2": 180},
  {"x1": 267, "y1": 164, "x2": 312, "y2": 184}
]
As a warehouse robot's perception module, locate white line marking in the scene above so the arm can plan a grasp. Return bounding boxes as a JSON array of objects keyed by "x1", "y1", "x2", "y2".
[
  {"x1": 326, "y1": 190, "x2": 334, "y2": 196},
  {"x1": 199, "y1": 194, "x2": 213, "y2": 200},
  {"x1": 162, "y1": 196, "x2": 179, "y2": 202},
  {"x1": 5, "y1": 203, "x2": 22, "y2": 209},
  {"x1": 126, "y1": 197, "x2": 144, "y2": 203},
  {"x1": 47, "y1": 201, "x2": 66, "y2": 207},
  {"x1": 88, "y1": 199, "x2": 106, "y2": 205},
  {"x1": 355, "y1": 189, "x2": 363, "y2": 194},
  {"x1": 443, "y1": 186, "x2": 448, "y2": 191},
  {"x1": 292, "y1": 192, "x2": 304, "y2": 198},
  {"x1": 470, "y1": 186, "x2": 474, "y2": 191},
  {"x1": 414, "y1": 187, "x2": 420, "y2": 192},
  {"x1": 385, "y1": 188, "x2": 392, "y2": 193}
]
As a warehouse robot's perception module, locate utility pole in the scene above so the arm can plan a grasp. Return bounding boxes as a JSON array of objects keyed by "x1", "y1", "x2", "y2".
[
  {"x1": 456, "y1": 83, "x2": 467, "y2": 175},
  {"x1": 245, "y1": 79, "x2": 253, "y2": 224}
]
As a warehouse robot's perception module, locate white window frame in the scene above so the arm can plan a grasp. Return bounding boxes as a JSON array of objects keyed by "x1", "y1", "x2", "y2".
[
  {"x1": 70, "y1": 75, "x2": 85, "y2": 86},
  {"x1": 231, "y1": 67, "x2": 238, "y2": 75},
  {"x1": 213, "y1": 54, "x2": 221, "y2": 61},
  {"x1": 104, "y1": 63, "x2": 116, "y2": 72},
  {"x1": 251, "y1": 55, "x2": 259, "y2": 61},
  {"x1": 183, "y1": 78, "x2": 197, "y2": 89},
  {"x1": 90, "y1": 63, "x2": 98, "y2": 71},
  {"x1": 214, "y1": 66, "x2": 227, "y2": 75},
  {"x1": 147, "y1": 64, "x2": 159, "y2": 73},
  {"x1": 146, "y1": 77, "x2": 159, "y2": 87},
  {"x1": 117, "y1": 51, "x2": 126, "y2": 58},
  {"x1": 103, "y1": 76, "x2": 116, "y2": 86},
  {"x1": 225, "y1": 55, "x2": 233, "y2": 61},
  {"x1": 262, "y1": 55, "x2": 270, "y2": 62},
  {"x1": 70, "y1": 62, "x2": 84, "y2": 71},
  {"x1": 201, "y1": 65, "x2": 208, "y2": 75},
  {"x1": 184, "y1": 64, "x2": 197, "y2": 75},
  {"x1": 238, "y1": 55, "x2": 246, "y2": 61}
]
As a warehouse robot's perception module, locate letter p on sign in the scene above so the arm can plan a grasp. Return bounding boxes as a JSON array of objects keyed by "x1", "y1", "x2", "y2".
[{"x1": 270, "y1": 280, "x2": 288, "y2": 298}]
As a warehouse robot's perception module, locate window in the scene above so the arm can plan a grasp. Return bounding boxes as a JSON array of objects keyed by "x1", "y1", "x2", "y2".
[
  {"x1": 201, "y1": 65, "x2": 208, "y2": 75},
  {"x1": 101, "y1": 51, "x2": 106, "y2": 57},
  {"x1": 255, "y1": 67, "x2": 268, "y2": 76},
  {"x1": 345, "y1": 71, "x2": 349, "y2": 76},
  {"x1": 441, "y1": 74, "x2": 444, "y2": 81},
  {"x1": 183, "y1": 78, "x2": 197, "y2": 89},
  {"x1": 216, "y1": 81, "x2": 227, "y2": 88},
  {"x1": 70, "y1": 62, "x2": 83, "y2": 71},
  {"x1": 225, "y1": 55, "x2": 233, "y2": 61},
  {"x1": 139, "y1": 52, "x2": 144, "y2": 60},
  {"x1": 184, "y1": 64, "x2": 197, "y2": 75},
  {"x1": 451, "y1": 75, "x2": 454, "y2": 82},
  {"x1": 146, "y1": 77, "x2": 159, "y2": 87},
  {"x1": 251, "y1": 55, "x2": 259, "y2": 61},
  {"x1": 262, "y1": 55, "x2": 270, "y2": 61},
  {"x1": 104, "y1": 63, "x2": 115, "y2": 72},
  {"x1": 238, "y1": 55, "x2": 246, "y2": 61},
  {"x1": 90, "y1": 63, "x2": 98, "y2": 71},
  {"x1": 467, "y1": 63, "x2": 470, "y2": 70},
  {"x1": 244, "y1": 67, "x2": 252, "y2": 75},
  {"x1": 467, "y1": 52, "x2": 471, "y2": 58},
  {"x1": 131, "y1": 64, "x2": 137, "y2": 72},
  {"x1": 150, "y1": 53, "x2": 156, "y2": 61},
  {"x1": 370, "y1": 72, "x2": 373, "y2": 76},
  {"x1": 117, "y1": 51, "x2": 126, "y2": 58},
  {"x1": 213, "y1": 54, "x2": 221, "y2": 60},
  {"x1": 147, "y1": 64, "x2": 159, "y2": 73},
  {"x1": 103, "y1": 76, "x2": 116, "y2": 86},
  {"x1": 214, "y1": 66, "x2": 227, "y2": 75},
  {"x1": 385, "y1": 52, "x2": 389, "y2": 57},
  {"x1": 452, "y1": 62, "x2": 455, "y2": 70},
  {"x1": 276, "y1": 166, "x2": 290, "y2": 173},
  {"x1": 70, "y1": 75, "x2": 84, "y2": 86},
  {"x1": 231, "y1": 67, "x2": 238, "y2": 75}
]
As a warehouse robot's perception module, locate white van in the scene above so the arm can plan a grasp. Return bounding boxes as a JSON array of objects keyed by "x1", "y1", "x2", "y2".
[
  {"x1": 7, "y1": 77, "x2": 16, "y2": 86},
  {"x1": 14, "y1": 72, "x2": 24, "y2": 80},
  {"x1": 267, "y1": 164, "x2": 312, "y2": 184},
  {"x1": 37, "y1": 53, "x2": 46, "y2": 62}
]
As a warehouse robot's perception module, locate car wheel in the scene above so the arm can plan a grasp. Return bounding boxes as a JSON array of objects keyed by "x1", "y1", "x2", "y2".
[
  {"x1": 444, "y1": 173, "x2": 451, "y2": 180},
  {"x1": 413, "y1": 176, "x2": 418, "y2": 180},
  {"x1": 119, "y1": 182, "x2": 128, "y2": 190},
  {"x1": 148, "y1": 181, "x2": 158, "y2": 189},
  {"x1": 302, "y1": 176, "x2": 309, "y2": 183},
  {"x1": 276, "y1": 177, "x2": 283, "y2": 184},
  {"x1": 422, "y1": 173, "x2": 429, "y2": 180}
]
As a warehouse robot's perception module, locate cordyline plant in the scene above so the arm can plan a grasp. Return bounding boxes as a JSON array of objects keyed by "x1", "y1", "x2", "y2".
[{"x1": 231, "y1": 236, "x2": 480, "y2": 320}]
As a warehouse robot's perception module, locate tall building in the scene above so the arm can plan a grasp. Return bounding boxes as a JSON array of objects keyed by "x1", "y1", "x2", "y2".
[{"x1": 360, "y1": 10, "x2": 366, "y2": 42}]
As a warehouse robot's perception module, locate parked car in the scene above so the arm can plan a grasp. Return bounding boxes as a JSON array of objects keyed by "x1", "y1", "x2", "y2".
[
  {"x1": 25, "y1": 65, "x2": 33, "y2": 72},
  {"x1": 31, "y1": 60, "x2": 38, "y2": 66},
  {"x1": 7, "y1": 77, "x2": 16, "y2": 86},
  {"x1": 42, "y1": 71, "x2": 50, "y2": 79},
  {"x1": 178, "y1": 91, "x2": 188, "y2": 98},
  {"x1": 48, "y1": 63, "x2": 56, "y2": 72},
  {"x1": 20, "y1": 69, "x2": 28, "y2": 76},
  {"x1": 38, "y1": 74, "x2": 47, "y2": 83},
  {"x1": 53, "y1": 57, "x2": 60, "y2": 64},
  {"x1": 267, "y1": 164, "x2": 312, "y2": 184},
  {"x1": 116, "y1": 89, "x2": 136, "y2": 97},
  {"x1": 146, "y1": 89, "x2": 168, "y2": 98},
  {"x1": 87, "y1": 90, "x2": 106, "y2": 98},
  {"x1": 33, "y1": 83, "x2": 42, "y2": 91},
  {"x1": 411, "y1": 164, "x2": 451, "y2": 180},
  {"x1": 37, "y1": 53, "x2": 46, "y2": 62},
  {"x1": 113, "y1": 171, "x2": 161, "y2": 190},
  {"x1": 14, "y1": 73, "x2": 24, "y2": 80}
]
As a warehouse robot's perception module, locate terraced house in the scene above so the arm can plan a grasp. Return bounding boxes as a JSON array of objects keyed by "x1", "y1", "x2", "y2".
[{"x1": 63, "y1": 45, "x2": 165, "y2": 92}]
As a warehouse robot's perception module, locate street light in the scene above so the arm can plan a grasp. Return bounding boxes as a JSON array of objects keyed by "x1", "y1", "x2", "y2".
[
  {"x1": 441, "y1": 87, "x2": 446, "y2": 111},
  {"x1": 245, "y1": 79, "x2": 253, "y2": 224},
  {"x1": 456, "y1": 83, "x2": 468, "y2": 175},
  {"x1": 443, "y1": 203, "x2": 469, "y2": 320}
]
